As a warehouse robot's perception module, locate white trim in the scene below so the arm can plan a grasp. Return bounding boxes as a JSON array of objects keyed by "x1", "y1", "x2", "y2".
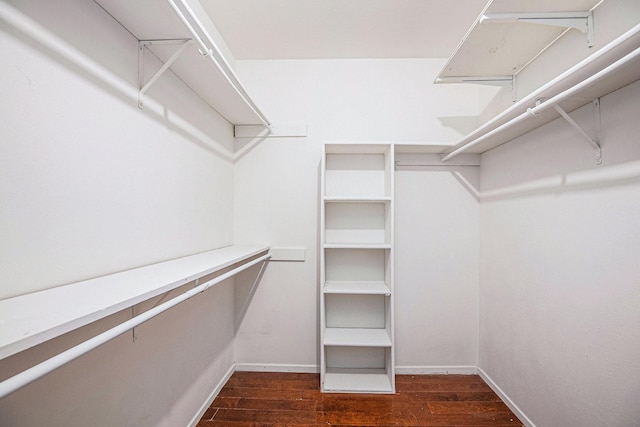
[
  {"x1": 187, "y1": 364, "x2": 236, "y2": 427},
  {"x1": 477, "y1": 367, "x2": 536, "y2": 427},
  {"x1": 395, "y1": 365, "x2": 478, "y2": 375},
  {"x1": 235, "y1": 363, "x2": 320, "y2": 373}
]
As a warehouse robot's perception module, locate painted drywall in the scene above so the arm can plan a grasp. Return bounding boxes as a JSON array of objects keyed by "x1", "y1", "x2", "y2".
[
  {"x1": 479, "y1": 80, "x2": 640, "y2": 426},
  {"x1": 395, "y1": 163, "x2": 480, "y2": 372},
  {"x1": 233, "y1": 59, "x2": 482, "y2": 370},
  {"x1": 0, "y1": 0, "x2": 235, "y2": 299},
  {"x1": 1, "y1": 1, "x2": 237, "y2": 425}
]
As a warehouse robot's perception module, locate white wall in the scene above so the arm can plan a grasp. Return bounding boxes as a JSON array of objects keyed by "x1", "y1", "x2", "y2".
[
  {"x1": 0, "y1": 0, "x2": 235, "y2": 298},
  {"x1": 395, "y1": 162, "x2": 480, "y2": 372},
  {"x1": 0, "y1": 1, "x2": 237, "y2": 425},
  {"x1": 479, "y1": 80, "x2": 640, "y2": 426},
  {"x1": 233, "y1": 59, "x2": 482, "y2": 371}
]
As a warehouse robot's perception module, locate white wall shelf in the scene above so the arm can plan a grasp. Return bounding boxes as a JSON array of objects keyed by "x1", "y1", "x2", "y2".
[
  {"x1": 95, "y1": 0, "x2": 270, "y2": 126},
  {"x1": 324, "y1": 281, "x2": 391, "y2": 295},
  {"x1": 0, "y1": 245, "x2": 269, "y2": 361},
  {"x1": 324, "y1": 196, "x2": 392, "y2": 203},
  {"x1": 324, "y1": 328, "x2": 392, "y2": 347},
  {"x1": 440, "y1": 21, "x2": 640, "y2": 161},
  {"x1": 320, "y1": 143, "x2": 395, "y2": 393},
  {"x1": 436, "y1": 0, "x2": 601, "y2": 82},
  {"x1": 323, "y1": 244, "x2": 392, "y2": 250},
  {"x1": 324, "y1": 372, "x2": 393, "y2": 393}
]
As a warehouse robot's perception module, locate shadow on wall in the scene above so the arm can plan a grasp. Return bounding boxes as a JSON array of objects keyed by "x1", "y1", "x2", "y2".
[
  {"x1": 234, "y1": 260, "x2": 269, "y2": 333},
  {"x1": 395, "y1": 165, "x2": 481, "y2": 202},
  {"x1": 480, "y1": 79, "x2": 640, "y2": 202},
  {"x1": 480, "y1": 160, "x2": 640, "y2": 202},
  {"x1": 1, "y1": 1, "x2": 233, "y2": 161},
  {"x1": 437, "y1": 116, "x2": 481, "y2": 137}
]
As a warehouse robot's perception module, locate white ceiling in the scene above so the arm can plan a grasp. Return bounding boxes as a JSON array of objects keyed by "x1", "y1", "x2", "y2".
[{"x1": 200, "y1": 0, "x2": 489, "y2": 59}]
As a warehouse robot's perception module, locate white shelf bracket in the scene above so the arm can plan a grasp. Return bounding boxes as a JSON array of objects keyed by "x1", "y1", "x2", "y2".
[
  {"x1": 138, "y1": 39, "x2": 192, "y2": 109},
  {"x1": 481, "y1": 11, "x2": 594, "y2": 47},
  {"x1": 552, "y1": 100, "x2": 602, "y2": 165}
]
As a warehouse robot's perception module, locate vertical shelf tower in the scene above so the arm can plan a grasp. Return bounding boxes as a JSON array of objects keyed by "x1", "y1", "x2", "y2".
[{"x1": 320, "y1": 143, "x2": 395, "y2": 393}]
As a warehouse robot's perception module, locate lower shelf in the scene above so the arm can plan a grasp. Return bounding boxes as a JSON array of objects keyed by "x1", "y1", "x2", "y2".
[
  {"x1": 323, "y1": 370, "x2": 394, "y2": 393},
  {"x1": 324, "y1": 328, "x2": 391, "y2": 347}
]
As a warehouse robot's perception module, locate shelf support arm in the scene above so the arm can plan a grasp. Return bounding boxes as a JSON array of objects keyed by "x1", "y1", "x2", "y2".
[
  {"x1": 551, "y1": 101, "x2": 602, "y2": 165},
  {"x1": 481, "y1": 11, "x2": 594, "y2": 47},
  {"x1": 138, "y1": 39, "x2": 192, "y2": 109}
]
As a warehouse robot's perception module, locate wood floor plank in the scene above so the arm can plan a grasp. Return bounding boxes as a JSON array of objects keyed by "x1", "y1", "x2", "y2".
[
  {"x1": 318, "y1": 409, "x2": 422, "y2": 426},
  {"x1": 212, "y1": 408, "x2": 317, "y2": 424},
  {"x1": 218, "y1": 386, "x2": 305, "y2": 400},
  {"x1": 197, "y1": 372, "x2": 524, "y2": 427},
  {"x1": 417, "y1": 412, "x2": 523, "y2": 426},
  {"x1": 404, "y1": 391, "x2": 502, "y2": 402},
  {"x1": 427, "y1": 401, "x2": 513, "y2": 414},
  {"x1": 212, "y1": 396, "x2": 317, "y2": 411}
]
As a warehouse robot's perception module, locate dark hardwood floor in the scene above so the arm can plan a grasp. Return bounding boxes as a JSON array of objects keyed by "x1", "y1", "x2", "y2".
[{"x1": 197, "y1": 372, "x2": 524, "y2": 426}]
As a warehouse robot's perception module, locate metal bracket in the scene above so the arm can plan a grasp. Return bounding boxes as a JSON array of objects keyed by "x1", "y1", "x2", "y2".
[
  {"x1": 481, "y1": 11, "x2": 594, "y2": 47},
  {"x1": 138, "y1": 39, "x2": 192, "y2": 108},
  {"x1": 131, "y1": 306, "x2": 138, "y2": 342},
  {"x1": 552, "y1": 100, "x2": 602, "y2": 165},
  {"x1": 130, "y1": 286, "x2": 178, "y2": 343}
]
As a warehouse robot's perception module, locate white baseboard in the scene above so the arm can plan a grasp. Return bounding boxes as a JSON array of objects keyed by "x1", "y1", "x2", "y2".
[
  {"x1": 235, "y1": 364, "x2": 478, "y2": 375},
  {"x1": 477, "y1": 367, "x2": 535, "y2": 427},
  {"x1": 235, "y1": 363, "x2": 319, "y2": 373},
  {"x1": 395, "y1": 365, "x2": 478, "y2": 375},
  {"x1": 187, "y1": 364, "x2": 236, "y2": 427}
]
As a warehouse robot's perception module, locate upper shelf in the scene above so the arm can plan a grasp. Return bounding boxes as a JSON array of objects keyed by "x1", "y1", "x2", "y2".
[
  {"x1": 0, "y1": 245, "x2": 269, "y2": 360},
  {"x1": 436, "y1": 0, "x2": 602, "y2": 82},
  {"x1": 440, "y1": 21, "x2": 640, "y2": 160},
  {"x1": 95, "y1": 0, "x2": 270, "y2": 126}
]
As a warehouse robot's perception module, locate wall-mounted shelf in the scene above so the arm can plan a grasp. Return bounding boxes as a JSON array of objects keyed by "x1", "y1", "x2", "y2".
[
  {"x1": 436, "y1": 0, "x2": 601, "y2": 83},
  {"x1": 324, "y1": 281, "x2": 391, "y2": 295},
  {"x1": 324, "y1": 328, "x2": 392, "y2": 347},
  {"x1": 323, "y1": 372, "x2": 393, "y2": 394},
  {"x1": 441, "y1": 23, "x2": 640, "y2": 162},
  {"x1": 0, "y1": 245, "x2": 269, "y2": 361},
  {"x1": 95, "y1": 0, "x2": 270, "y2": 127}
]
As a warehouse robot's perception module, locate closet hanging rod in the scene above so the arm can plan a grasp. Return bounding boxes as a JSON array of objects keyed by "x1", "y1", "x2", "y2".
[
  {"x1": 395, "y1": 162, "x2": 479, "y2": 168},
  {"x1": 0, "y1": 253, "x2": 271, "y2": 400},
  {"x1": 441, "y1": 45, "x2": 640, "y2": 162},
  {"x1": 164, "y1": 0, "x2": 272, "y2": 132},
  {"x1": 441, "y1": 22, "x2": 640, "y2": 162}
]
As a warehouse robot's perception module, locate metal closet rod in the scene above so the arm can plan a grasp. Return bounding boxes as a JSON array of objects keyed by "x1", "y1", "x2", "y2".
[
  {"x1": 441, "y1": 22, "x2": 640, "y2": 162},
  {"x1": 0, "y1": 253, "x2": 271, "y2": 400},
  {"x1": 165, "y1": 0, "x2": 272, "y2": 132}
]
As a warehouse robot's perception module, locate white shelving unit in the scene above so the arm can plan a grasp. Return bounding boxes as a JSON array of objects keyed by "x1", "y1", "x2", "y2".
[{"x1": 320, "y1": 143, "x2": 395, "y2": 393}]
